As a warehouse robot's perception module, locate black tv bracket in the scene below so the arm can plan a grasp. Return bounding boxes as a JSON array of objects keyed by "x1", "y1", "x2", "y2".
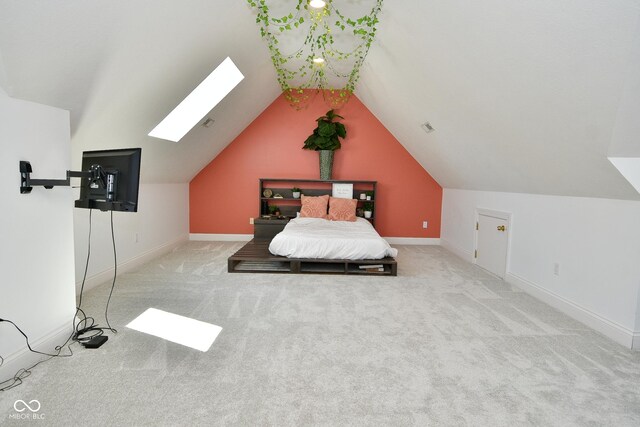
[{"x1": 19, "y1": 161, "x2": 100, "y2": 194}]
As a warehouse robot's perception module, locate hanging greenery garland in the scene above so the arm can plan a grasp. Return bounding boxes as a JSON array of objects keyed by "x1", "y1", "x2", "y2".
[{"x1": 246, "y1": 0, "x2": 384, "y2": 108}]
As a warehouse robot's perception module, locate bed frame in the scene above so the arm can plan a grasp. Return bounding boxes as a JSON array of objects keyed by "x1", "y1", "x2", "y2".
[
  {"x1": 227, "y1": 178, "x2": 398, "y2": 276},
  {"x1": 228, "y1": 239, "x2": 397, "y2": 276}
]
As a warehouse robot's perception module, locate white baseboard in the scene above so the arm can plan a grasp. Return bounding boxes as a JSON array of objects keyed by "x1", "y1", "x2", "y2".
[
  {"x1": 190, "y1": 233, "x2": 253, "y2": 242},
  {"x1": 384, "y1": 237, "x2": 440, "y2": 245},
  {"x1": 189, "y1": 234, "x2": 439, "y2": 245},
  {"x1": 0, "y1": 321, "x2": 73, "y2": 383},
  {"x1": 77, "y1": 234, "x2": 188, "y2": 294},
  {"x1": 440, "y1": 238, "x2": 474, "y2": 263},
  {"x1": 506, "y1": 272, "x2": 637, "y2": 349}
]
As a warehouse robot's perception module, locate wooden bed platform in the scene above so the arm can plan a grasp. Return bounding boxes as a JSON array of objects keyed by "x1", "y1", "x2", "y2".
[{"x1": 228, "y1": 239, "x2": 398, "y2": 276}]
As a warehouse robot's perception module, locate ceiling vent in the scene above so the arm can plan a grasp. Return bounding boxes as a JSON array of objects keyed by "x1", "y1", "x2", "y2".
[{"x1": 421, "y1": 122, "x2": 435, "y2": 133}]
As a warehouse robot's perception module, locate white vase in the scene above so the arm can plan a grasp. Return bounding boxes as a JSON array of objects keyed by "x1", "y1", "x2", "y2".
[
  {"x1": 364, "y1": 211, "x2": 372, "y2": 219},
  {"x1": 292, "y1": 192, "x2": 301, "y2": 199}
]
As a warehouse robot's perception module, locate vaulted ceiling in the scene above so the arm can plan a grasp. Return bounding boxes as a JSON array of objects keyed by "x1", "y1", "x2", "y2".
[{"x1": 1, "y1": 0, "x2": 639, "y2": 200}]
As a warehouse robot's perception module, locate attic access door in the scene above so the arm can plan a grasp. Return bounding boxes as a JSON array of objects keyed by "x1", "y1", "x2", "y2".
[{"x1": 475, "y1": 209, "x2": 511, "y2": 279}]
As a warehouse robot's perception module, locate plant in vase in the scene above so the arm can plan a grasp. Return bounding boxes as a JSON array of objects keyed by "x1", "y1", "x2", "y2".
[
  {"x1": 268, "y1": 205, "x2": 278, "y2": 216},
  {"x1": 363, "y1": 202, "x2": 373, "y2": 219},
  {"x1": 302, "y1": 109, "x2": 347, "y2": 180},
  {"x1": 292, "y1": 187, "x2": 301, "y2": 199}
]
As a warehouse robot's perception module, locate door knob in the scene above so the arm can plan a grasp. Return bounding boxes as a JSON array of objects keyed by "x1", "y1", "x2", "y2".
[{"x1": 497, "y1": 225, "x2": 506, "y2": 231}]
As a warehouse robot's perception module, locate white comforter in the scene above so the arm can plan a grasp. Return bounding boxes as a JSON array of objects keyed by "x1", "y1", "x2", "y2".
[{"x1": 269, "y1": 217, "x2": 398, "y2": 260}]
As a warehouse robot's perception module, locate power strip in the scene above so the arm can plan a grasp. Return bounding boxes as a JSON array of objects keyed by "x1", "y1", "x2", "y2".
[{"x1": 82, "y1": 336, "x2": 108, "y2": 349}]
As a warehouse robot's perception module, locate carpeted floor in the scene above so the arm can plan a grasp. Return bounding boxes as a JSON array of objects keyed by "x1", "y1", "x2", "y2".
[{"x1": 1, "y1": 242, "x2": 640, "y2": 426}]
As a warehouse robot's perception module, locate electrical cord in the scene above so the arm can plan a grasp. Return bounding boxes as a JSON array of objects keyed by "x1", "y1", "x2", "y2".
[
  {"x1": 0, "y1": 319, "x2": 73, "y2": 358},
  {"x1": 1, "y1": 207, "x2": 122, "y2": 391},
  {"x1": 71, "y1": 208, "x2": 104, "y2": 343},
  {"x1": 2, "y1": 209, "x2": 93, "y2": 391},
  {"x1": 104, "y1": 210, "x2": 118, "y2": 333},
  {"x1": 0, "y1": 318, "x2": 75, "y2": 392},
  {"x1": 73, "y1": 208, "x2": 119, "y2": 340},
  {"x1": 77, "y1": 208, "x2": 92, "y2": 309},
  {"x1": 0, "y1": 353, "x2": 56, "y2": 391}
]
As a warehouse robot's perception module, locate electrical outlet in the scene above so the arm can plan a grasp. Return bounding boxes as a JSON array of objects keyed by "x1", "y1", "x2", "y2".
[
  {"x1": 553, "y1": 262, "x2": 560, "y2": 276},
  {"x1": 249, "y1": 217, "x2": 254, "y2": 225},
  {"x1": 422, "y1": 221, "x2": 428, "y2": 229}
]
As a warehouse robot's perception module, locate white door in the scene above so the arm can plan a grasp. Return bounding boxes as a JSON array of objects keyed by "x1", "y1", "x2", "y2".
[{"x1": 476, "y1": 212, "x2": 509, "y2": 279}]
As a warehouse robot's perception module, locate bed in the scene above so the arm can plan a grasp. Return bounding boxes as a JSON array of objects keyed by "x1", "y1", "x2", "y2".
[
  {"x1": 227, "y1": 178, "x2": 398, "y2": 276},
  {"x1": 269, "y1": 217, "x2": 398, "y2": 260}
]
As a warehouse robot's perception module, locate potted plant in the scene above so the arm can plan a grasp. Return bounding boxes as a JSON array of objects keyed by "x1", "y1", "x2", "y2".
[
  {"x1": 268, "y1": 205, "x2": 278, "y2": 216},
  {"x1": 292, "y1": 187, "x2": 301, "y2": 199},
  {"x1": 365, "y1": 191, "x2": 374, "y2": 201},
  {"x1": 302, "y1": 109, "x2": 347, "y2": 180},
  {"x1": 363, "y1": 202, "x2": 373, "y2": 219}
]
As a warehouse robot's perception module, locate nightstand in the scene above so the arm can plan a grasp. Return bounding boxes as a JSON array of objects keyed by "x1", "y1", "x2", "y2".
[{"x1": 253, "y1": 217, "x2": 290, "y2": 240}]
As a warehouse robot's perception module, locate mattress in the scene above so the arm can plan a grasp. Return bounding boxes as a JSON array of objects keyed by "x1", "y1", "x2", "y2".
[{"x1": 268, "y1": 217, "x2": 398, "y2": 260}]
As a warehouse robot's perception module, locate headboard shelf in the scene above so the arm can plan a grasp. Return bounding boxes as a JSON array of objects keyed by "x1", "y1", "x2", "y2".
[{"x1": 259, "y1": 178, "x2": 377, "y2": 226}]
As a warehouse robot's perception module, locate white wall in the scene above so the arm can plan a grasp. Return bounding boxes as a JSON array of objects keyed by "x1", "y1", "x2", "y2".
[
  {"x1": 72, "y1": 183, "x2": 189, "y2": 292},
  {"x1": 0, "y1": 50, "x2": 9, "y2": 95},
  {"x1": 636, "y1": 289, "x2": 640, "y2": 348},
  {"x1": 441, "y1": 189, "x2": 640, "y2": 349},
  {"x1": 0, "y1": 89, "x2": 189, "y2": 382},
  {"x1": 609, "y1": 15, "x2": 640, "y2": 159},
  {"x1": 607, "y1": 17, "x2": 640, "y2": 195},
  {"x1": 0, "y1": 92, "x2": 76, "y2": 379}
]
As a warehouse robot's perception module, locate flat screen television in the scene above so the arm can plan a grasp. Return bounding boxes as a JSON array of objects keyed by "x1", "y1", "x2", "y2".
[{"x1": 74, "y1": 148, "x2": 141, "y2": 212}]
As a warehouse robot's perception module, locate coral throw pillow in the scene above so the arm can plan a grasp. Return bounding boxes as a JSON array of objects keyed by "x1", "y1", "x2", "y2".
[
  {"x1": 299, "y1": 194, "x2": 329, "y2": 219},
  {"x1": 328, "y1": 197, "x2": 357, "y2": 222}
]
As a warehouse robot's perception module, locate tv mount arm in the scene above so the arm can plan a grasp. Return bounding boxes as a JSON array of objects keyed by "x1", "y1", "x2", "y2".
[{"x1": 20, "y1": 161, "x2": 116, "y2": 200}]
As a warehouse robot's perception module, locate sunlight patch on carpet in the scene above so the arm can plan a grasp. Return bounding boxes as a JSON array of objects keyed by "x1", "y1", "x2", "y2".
[{"x1": 126, "y1": 308, "x2": 222, "y2": 352}]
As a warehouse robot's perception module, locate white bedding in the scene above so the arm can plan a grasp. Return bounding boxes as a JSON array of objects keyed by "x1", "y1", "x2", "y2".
[{"x1": 269, "y1": 217, "x2": 398, "y2": 260}]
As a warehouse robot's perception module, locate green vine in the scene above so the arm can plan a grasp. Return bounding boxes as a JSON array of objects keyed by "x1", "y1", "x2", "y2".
[{"x1": 246, "y1": 0, "x2": 384, "y2": 109}]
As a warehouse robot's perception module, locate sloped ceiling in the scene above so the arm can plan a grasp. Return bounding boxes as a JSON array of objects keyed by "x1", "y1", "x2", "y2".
[
  {"x1": 1, "y1": 0, "x2": 639, "y2": 200},
  {"x1": 0, "y1": 0, "x2": 280, "y2": 183},
  {"x1": 357, "y1": 0, "x2": 640, "y2": 200}
]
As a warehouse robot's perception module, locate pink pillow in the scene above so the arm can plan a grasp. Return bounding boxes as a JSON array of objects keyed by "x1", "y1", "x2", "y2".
[
  {"x1": 328, "y1": 197, "x2": 357, "y2": 222},
  {"x1": 299, "y1": 194, "x2": 329, "y2": 219}
]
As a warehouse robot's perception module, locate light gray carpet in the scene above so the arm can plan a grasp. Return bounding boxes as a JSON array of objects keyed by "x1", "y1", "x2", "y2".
[{"x1": 1, "y1": 242, "x2": 640, "y2": 426}]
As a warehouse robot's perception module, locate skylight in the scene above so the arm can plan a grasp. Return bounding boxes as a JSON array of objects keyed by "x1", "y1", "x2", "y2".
[
  {"x1": 609, "y1": 157, "x2": 640, "y2": 194},
  {"x1": 126, "y1": 308, "x2": 222, "y2": 351},
  {"x1": 148, "y1": 57, "x2": 244, "y2": 142}
]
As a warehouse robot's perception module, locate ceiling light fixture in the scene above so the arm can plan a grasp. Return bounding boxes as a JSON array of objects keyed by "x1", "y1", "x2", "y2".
[
  {"x1": 309, "y1": 0, "x2": 326, "y2": 8},
  {"x1": 312, "y1": 57, "x2": 325, "y2": 64},
  {"x1": 148, "y1": 57, "x2": 244, "y2": 142}
]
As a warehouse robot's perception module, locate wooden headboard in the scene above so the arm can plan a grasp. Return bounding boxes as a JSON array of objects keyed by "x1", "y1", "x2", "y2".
[{"x1": 259, "y1": 178, "x2": 377, "y2": 226}]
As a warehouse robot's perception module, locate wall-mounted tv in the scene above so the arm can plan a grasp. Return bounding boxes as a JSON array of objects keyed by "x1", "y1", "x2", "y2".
[{"x1": 74, "y1": 148, "x2": 141, "y2": 212}]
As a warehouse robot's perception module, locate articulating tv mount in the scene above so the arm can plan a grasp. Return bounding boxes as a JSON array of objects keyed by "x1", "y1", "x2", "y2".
[{"x1": 19, "y1": 161, "x2": 111, "y2": 196}]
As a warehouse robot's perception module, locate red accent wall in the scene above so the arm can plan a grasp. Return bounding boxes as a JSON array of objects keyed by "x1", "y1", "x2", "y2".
[{"x1": 190, "y1": 93, "x2": 442, "y2": 237}]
